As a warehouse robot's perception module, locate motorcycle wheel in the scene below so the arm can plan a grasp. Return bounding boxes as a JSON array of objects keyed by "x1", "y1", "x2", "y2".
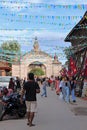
[
  {"x1": 0, "y1": 110, "x2": 6, "y2": 121},
  {"x1": 18, "y1": 104, "x2": 26, "y2": 118}
]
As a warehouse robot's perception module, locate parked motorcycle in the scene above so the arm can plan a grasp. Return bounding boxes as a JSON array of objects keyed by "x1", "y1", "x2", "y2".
[{"x1": 0, "y1": 93, "x2": 26, "y2": 121}]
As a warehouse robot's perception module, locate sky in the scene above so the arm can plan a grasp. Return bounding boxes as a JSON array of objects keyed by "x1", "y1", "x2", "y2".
[{"x1": 0, "y1": 0, "x2": 87, "y2": 64}]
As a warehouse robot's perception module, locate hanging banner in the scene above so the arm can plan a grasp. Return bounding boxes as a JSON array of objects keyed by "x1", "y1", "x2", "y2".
[
  {"x1": 1, "y1": 13, "x2": 83, "y2": 20},
  {"x1": 0, "y1": 2, "x2": 87, "y2": 10},
  {"x1": 0, "y1": 17, "x2": 77, "y2": 26}
]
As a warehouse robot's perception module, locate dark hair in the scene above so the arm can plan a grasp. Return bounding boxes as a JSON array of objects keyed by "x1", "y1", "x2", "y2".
[
  {"x1": 28, "y1": 73, "x2": 34, "y2": 80},
  {"x1": 10, "y1": 78, "x2": 13, "y2": 80},
  {"x1": 41, "y1": 78, "x2": 45, "y2": 84},
  {"x1": 59, "y1": 77, "x2": 62, "y2": 81},
  {"x1": 3, "y1": 87, "x2": 8, "y2": 95},
  {"x1": 43, "y1": 78, "x2": 46, "y2": 82},
  {"x1": 65, "y1": 82, "x2": 68, "y2": 86},
  {"x1": 60, "y1": 87, "x2": 62, "y2": 91},
  {"x1": 72, "y1": 76, "x2": 76, "y2": 80}
]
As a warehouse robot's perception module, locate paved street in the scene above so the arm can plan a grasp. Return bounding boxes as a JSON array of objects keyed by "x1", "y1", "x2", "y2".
[{"x1": 0, "y1": 87, "x2": 87, "y2": 130}]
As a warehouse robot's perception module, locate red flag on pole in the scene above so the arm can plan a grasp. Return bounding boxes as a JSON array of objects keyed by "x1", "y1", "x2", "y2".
[{"x1": 68, "y1": 57, "x2": 77, "y2": 76}]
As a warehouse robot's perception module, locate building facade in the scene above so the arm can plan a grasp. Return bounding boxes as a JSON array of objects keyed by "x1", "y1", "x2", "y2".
[
  {"x1": 65, "y1": 11, "x2": 87, "y2": 96},
  {"x1": 65, "y1": 11, "x2": 87, "y2": 76},
  {"x1": 12, "y1": 38, "x2": 62, "y2": 78}
]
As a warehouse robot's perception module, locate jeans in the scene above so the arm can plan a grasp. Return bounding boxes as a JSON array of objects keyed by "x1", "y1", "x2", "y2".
[
  {"x1": 41, "y1": 87, "x2": 47, "y2": 97},
  {"x1": 62, "y1": 86, "x2": 66, "y2": 100},
  {"x1": 65, "y1": 87, "x2": 70, "y2": 103},
  {"x1": 71, "y1": 89, "x2": 76, "y2": 101}
]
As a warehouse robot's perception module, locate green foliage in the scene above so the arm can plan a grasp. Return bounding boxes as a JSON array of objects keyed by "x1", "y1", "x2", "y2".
[
  {"x1": 0, "y1": 40, "x2": 21, "y2": 64},
  {"x1": 1, "y1": 40, "x2": 20, "y2": 52},
  {"x1": 64, "y1": 47, "x2": 73, "y2": 60},
  {"x1": 30, "y1": 68, "x2": 45, "y2": 76}
]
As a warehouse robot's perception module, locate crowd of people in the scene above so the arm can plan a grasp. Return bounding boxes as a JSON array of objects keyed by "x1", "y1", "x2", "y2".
[
  {"x1": 33, "y1": 75, "x2": 76, "y2": 103},
  {"x1": 0, "y1": 73, "x2": 77, "y2": 126},
  {"x1": 34, "y1": 75, "x2": 76, "y2": 103},
  {"x1": 58, "y1": 76, "x2": 76, "y2": 103}
]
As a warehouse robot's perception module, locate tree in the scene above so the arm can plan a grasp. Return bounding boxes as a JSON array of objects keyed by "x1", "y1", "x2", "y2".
[
  {"x1": 1, "y1": 40, "x2": 20, "y2": 52},
  {"x1": 64, "y1": 47, "x2": 73, "y2": 60},
  {"x1": 30, "y1": 68, "x2": 45, "y2": 76},
  {"x1": 0, "y1": 40, "x2": 21, "y2": 67}
]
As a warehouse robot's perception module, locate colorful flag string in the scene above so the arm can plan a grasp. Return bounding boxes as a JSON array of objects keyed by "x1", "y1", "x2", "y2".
[
  {"x1": 1, "y1": 13, "x2": 83, "y2": 20},
  {"x1": 0, "y1": 2, "x2": 87, "y2": 10}
]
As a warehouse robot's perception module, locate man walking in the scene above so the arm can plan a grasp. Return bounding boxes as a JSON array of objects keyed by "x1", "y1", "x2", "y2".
[{"x1": 20, "y1": 73, "x2": 40, "y2": 127}]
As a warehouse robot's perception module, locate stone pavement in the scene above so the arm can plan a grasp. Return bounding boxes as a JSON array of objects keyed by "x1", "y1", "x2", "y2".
[
  {"x1": 68, "y1": 96, "x2": 87, "y2": 116},
  {"x1": 0, "y1": 87, "x2": 87, "y2": 130}
]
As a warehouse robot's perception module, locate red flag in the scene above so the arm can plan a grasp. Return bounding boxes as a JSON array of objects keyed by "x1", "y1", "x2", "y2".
[
  {"x1": 68, "y1": 57, "x2": 77, "y2": 76},
  {"x1": 67, "y1": 70, "x2": 72, "y2": 76}
]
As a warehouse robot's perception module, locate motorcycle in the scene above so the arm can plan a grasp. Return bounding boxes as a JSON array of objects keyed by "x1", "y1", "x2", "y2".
[{"x1": 0, "y1": 93, "x2": 26, "y2": 121}]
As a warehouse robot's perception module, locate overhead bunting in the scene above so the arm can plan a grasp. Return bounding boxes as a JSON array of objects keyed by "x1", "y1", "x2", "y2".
[
  {"x1": 0, "y1": 18, "x2": 77, "y2": 26},
  {"x1": 0, "y1": 35, "x2": 65, "y2": 40},
  {"x1": 0, "y1": 1, "x2": 87, "y2": 10},
  {"x1": 1, "y1": 13, "x2": 82, "y2": 20},
  {"x1": 0, "y1": 25, "x2": 87, "y2": 31}
]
